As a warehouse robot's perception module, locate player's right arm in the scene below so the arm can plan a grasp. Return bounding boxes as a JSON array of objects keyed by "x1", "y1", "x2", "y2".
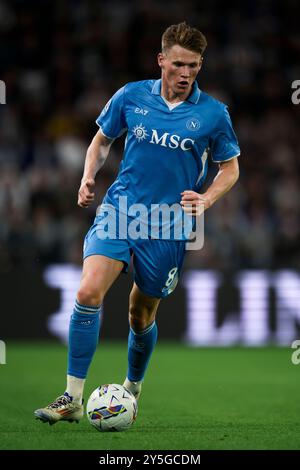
[
  {"x1": 78, "y1": 86, "x2": 127, "y2": 208},
  {"x1": 78, "y1": 130, "x2": 113, "y2": 208}
]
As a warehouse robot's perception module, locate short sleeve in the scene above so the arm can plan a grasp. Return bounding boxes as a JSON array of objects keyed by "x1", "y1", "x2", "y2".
[
  {"x1": 210, "y1": 106, "x2": 240, "y2": 162},
  {"x1": 96, "y1": 86, "x2": 127, "y2": 139}
]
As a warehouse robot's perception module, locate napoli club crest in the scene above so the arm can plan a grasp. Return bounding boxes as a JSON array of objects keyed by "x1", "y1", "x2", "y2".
[{"x1": 186, "y1": 118, "x2": 201, "y2": 131}]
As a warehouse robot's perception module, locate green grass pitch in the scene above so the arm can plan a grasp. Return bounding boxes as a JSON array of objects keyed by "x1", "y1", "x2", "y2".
[{"x1": 0, "y1": 342, "x2": 299, "y2": 450}]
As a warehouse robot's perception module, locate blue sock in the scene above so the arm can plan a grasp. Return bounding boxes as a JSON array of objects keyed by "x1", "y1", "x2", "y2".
[
  {"x1": 67, "y1": 300, "x2": 102, "y2": 379},
  {"x1": 127, "y1": 321, "x2": 158, "y2": 382}
]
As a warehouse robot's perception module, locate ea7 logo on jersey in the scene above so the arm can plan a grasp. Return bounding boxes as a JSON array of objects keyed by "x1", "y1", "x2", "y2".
[
  {"x1": 135, "y1": 107, "x2": 149, "y2": 115},
  {"x1": 150, "y1": 129, "x2": 195, "y2": 151}
]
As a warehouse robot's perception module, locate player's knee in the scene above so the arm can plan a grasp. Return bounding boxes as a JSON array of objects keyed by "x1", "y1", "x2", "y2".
[
  {"x1": 77, "y1": 286, "x2": 103, "y2": 307},
  {"x1": 129, "y1": 306, "x2": 154, "y2": 331}
]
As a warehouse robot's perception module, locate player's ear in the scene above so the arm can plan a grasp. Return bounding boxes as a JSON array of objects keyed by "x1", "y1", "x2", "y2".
[
  {"x1": 157, "y1": 52, "x2": 164, "y2": 69},
  {"x1": 198, "y1": 56, "x2": 203, "y2": 71}
]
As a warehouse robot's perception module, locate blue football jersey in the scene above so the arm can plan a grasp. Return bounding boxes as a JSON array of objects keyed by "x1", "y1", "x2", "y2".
[{"x1": 96, "y1": 79, "x2": 240, "y2": 239}]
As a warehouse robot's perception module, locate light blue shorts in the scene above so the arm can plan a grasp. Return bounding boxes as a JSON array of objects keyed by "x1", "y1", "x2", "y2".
[{"x1": 83, "y1": 213, "x2": 186, "y2": 298}]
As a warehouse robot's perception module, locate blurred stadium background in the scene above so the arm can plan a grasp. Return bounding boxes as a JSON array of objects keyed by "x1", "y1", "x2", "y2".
[
  {"x1": 1, "y1": 0, "x2": 300, "y2": 344},
  {"x1": 1, "y1": 0, "x2": 300, "y2": 450}
]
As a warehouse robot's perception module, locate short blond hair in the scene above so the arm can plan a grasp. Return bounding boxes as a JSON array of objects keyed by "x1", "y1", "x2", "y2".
[{"x1": 162, "y1": 22, "x2": 207, "y2": 56}]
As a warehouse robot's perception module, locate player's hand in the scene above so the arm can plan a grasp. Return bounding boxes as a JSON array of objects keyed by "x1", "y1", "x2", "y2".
[
  {"x1": 180, "y1": 190, "x2": 211, "y2": 216},
  {"x1": 78, "y1": 178, "x2": 95, "y2": 208}
]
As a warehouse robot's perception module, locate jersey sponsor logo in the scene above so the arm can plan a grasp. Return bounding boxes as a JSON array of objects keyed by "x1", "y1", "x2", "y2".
[
  {"x1": 186, "y1": 118, "x2": 201, "y2": 131},
  {"x1": 134, "y1": 107, "x2": 149, "y2": 115},
  {"x1": 149, "y1": 129, "x2": 195, "y2": 151},
  {"x1": 132, "y1": 124, "x2": 149, "y2": 142},
  {"x1": 131, "y1": 125, "x2": 195, "y2": 151}
]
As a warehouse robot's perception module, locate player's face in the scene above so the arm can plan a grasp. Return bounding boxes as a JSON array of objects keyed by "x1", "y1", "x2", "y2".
[{"x1": 158, "y1": 45, "x2": 202, "y2": 99}]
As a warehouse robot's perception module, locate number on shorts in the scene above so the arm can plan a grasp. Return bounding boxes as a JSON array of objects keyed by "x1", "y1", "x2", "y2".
[{"x1": 165, "y1": 267, "x2": 178, "y2": 287}]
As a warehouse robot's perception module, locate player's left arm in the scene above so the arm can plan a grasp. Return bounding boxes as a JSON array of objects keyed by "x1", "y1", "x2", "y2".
[{"x1": 180, "y1": 156, "x2": 239, "y2": 215}]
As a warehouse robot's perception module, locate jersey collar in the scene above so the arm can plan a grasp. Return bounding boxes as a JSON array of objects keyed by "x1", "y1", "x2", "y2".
[{"x1": 151, "y1": 79, "x2": 201, "y2": 104}]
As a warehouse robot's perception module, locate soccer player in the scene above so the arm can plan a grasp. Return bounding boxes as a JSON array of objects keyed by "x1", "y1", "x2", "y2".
[{"x1": 34, "y1": 22, "x2": 240, "y2": 424}]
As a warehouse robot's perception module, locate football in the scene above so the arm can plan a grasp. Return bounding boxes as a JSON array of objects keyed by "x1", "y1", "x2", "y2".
[{"x1": 86, "y1": 384, "x2": 138, "y2": 432}]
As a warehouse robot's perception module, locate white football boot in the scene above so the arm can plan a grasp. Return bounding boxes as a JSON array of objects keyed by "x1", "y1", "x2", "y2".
[
  {"x1": 34, "y1": 392, "x2": 84, "y2": 425},
  {"x1": 123, "y1": 378, "x2": 142, "y2": 401}
]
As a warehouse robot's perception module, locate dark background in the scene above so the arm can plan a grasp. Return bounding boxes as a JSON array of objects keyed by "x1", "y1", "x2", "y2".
[{"x1": 0, "y1": 0, "x2": 300, "y2": 341}]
